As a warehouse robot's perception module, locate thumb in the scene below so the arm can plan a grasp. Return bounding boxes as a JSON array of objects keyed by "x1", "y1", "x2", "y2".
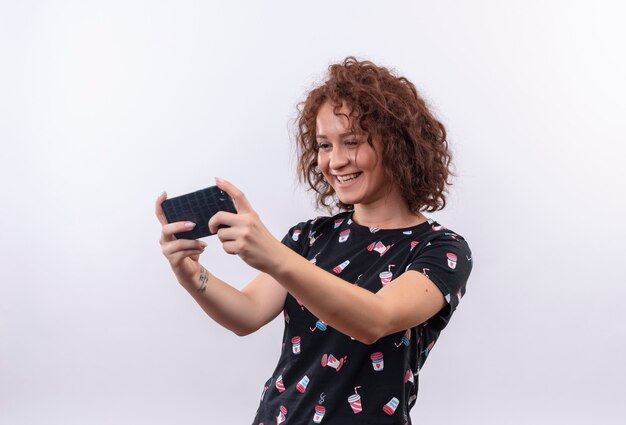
[{"x1": 215, "y1": 177, "x2": 253, "y2": 214}]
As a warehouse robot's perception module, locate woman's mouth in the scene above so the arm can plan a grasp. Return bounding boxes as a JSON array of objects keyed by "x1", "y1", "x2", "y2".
[{"x1": 335, "y1": 172, "x2": 362, "y2": 184}]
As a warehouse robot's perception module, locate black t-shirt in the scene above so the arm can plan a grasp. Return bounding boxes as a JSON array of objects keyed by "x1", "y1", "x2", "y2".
[{"x1": 252, "y1": 211, "x2": 473, "y2": 425}]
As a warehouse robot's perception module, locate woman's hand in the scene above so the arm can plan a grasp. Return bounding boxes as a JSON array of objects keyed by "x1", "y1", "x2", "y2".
[
  {"x1": 155, "y1": 191, "x2": 207, "y2": 279},
  {"x1": 209, "y1": 178, "x2": 284, "y2": 273}
]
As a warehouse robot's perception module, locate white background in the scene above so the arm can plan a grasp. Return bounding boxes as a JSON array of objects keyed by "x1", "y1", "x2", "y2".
[{"x1": 1, "y1": 1, "x2": 625, "y2": 424}]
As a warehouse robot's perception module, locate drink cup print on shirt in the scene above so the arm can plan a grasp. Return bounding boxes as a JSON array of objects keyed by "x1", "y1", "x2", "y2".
[
  {"x1": 276, "y1": 405, "x2": 288, "y2": 424},
  {"x1": 321, "y1": 353, "x2": 347, "y2": 372},
  {"x1": 291, "y1": 230, "x2": 301, "y2": 241},
  {"x1": 309, "y1": 230, "x2": 322, "y2": 246},
  {"x1": 338, "y1": 229, "x2": 351, "y2": 243},
  {"x1": 423, "y1": 340, "x2": 436, "y2": 358},
  {"x1": 291, "y1": 336, "x2": 301, "y2": 354},
  {"x1": 313, "y1": 405, "x2": 326, "y2": 423},
  {"x1": 432, "y1": 224, "x2": 445, "y2": 231},
  {"x1": 310, "y1": 252, "x2": 320, "y2": 265},
  {"x1": 383, "y1": 397, "x2": 400, "y2": 415},
  {"x1": 370, "y1": 352, "x2": 384, "y2": 371},
  {"x1": 447, "y1": 252, "x2": 458, "y2": 269},
  {"x1": 395, "y1": 329, "x2": 411, "y2": 348},
  {"x1": 261, "y1": 384, "x2": 269, "y2": 401},
  {"x1": 367, "y1": 241, "x2": 393, "y2": 256},
  {"x1": 379, "y1": 264, "x2": 395, "y2": 286},
  {"x1": 296, "y1": 375, "x2": 310, "y2": 393},
  {"x1": 347, "y1": 387, "x2": 363, "y2": 414},
  {"x1": 275, "y1": 374, "x2": 285, "y2": 392},
  {"x1": 334, "y1": 218, "x2": 344, "y2": 228},
  {"x1": 410, "y1": 240, "x2": 418, "y2": 251},
  {"x1": 333, "y1": 260, "x2": 350, "y2": 273},
  {"x1": 404, "y1": 369, "x2": 415, "y2": 384},
  {"x1": 310, "y1": 320, "x2": 327, "y2": 332}
]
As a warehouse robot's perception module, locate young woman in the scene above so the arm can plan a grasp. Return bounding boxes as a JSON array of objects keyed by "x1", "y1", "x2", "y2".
[{"x1": 155, "y1": 57, "x2": 472, "y2": 425}]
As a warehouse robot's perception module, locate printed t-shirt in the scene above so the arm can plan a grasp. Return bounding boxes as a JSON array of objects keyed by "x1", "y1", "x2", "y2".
[{"x1": 251, "y1": 211, "x2": 473, "y2": 425}]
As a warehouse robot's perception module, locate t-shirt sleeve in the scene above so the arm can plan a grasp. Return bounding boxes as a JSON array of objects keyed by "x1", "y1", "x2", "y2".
[
  {"x1": 280, "y1": 221, "x2": 311, "y2": 256},
  {"x1": 406, "y1": 234, "x2": 473, "y2": 315}
]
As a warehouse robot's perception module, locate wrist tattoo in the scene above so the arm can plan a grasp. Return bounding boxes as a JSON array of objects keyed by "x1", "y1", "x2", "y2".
[{"x1": 198, "y1": 266, "x2": 209, "y2": 293}]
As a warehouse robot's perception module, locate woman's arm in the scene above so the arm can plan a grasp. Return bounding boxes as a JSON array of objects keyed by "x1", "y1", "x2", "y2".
[
  {"x1": 268, "y1": 247, "x2": 445, "y2": 344},
  {"x1": 156, "y1": 191, "x2": 287, "y2": 336},
  {"x1": 209, "y1": 179, "x2": 445, "y2": 344},
  {"x1": 176, "y1": 267, "x2": 287, "y2": 336}
]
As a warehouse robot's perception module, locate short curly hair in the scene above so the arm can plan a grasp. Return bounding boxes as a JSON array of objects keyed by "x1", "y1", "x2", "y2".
[{"x1": 295, "y1": 56, "x2": 453, "y2": 213}]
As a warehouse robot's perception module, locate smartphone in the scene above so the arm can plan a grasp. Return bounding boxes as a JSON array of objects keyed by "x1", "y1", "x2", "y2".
[{"x1": 161, "y1": 185, "x2": 237, "y2": 239}]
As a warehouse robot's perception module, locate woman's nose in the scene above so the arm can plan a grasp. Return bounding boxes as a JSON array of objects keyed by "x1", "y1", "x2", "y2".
[{"x1": 329, "y1": 147, "x2": 350, "y2": 169}]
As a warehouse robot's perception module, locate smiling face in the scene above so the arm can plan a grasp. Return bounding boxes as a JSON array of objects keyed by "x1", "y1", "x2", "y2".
[{"x1": 315, "y1": 101, "x2": 396, "y2": 208}]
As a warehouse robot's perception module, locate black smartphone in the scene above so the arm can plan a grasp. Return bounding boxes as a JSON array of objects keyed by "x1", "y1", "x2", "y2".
[{"x1": 161, "y1": 185, "x2": 237, "y2": 239}]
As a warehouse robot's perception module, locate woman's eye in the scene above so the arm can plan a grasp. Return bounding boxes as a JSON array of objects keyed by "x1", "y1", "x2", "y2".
[
  {"x1": 345, "y1": 140, "x2": 360, "y2": 148},
  {"x1": 316, "y1": 143, "x2": 331, "y2": 151}
]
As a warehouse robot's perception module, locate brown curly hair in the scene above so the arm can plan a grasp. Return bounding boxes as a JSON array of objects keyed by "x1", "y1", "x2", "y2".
[{"x1": 295, "y1": 56, "x2": 453, "y2": 213}]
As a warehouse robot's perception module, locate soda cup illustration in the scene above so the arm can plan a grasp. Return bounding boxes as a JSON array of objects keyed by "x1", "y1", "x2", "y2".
[
  {"x1": 291, "y1": 336, "x2": 301, "y2": 354},
  {"x1": 347, "y1": 387, "x2": 362, "y2": 414},
  {"x1": 309, "y1": 230, "x2": 321, "y2": 246},
  {"x1": 296, "y1": 375, "x2": 310, "y2": 393},
  {"x1": 425, "y1": 340, "x2": 435, "y2": 357},
  {"x1": 310, "y1": 319, "x2": 327, "y2": 332},
  {"x1": 333, "y1": 260, "x2": 350, "y2": 273},
  {"x1": 403, "y1": 230, "x2": 413, "y2": 235},
  {"x1": 291, "y1": 229, "x2": 301, "y2": 241},
  {"x1": 370, "y1": 352, "x2": 384, "y2": 371},
  {"x1": 379, "y1": 271, "x2": 393, "y2": 286},
  {"x1": 369, "y1": 227, "x2": 380, "y2": 233},
  {"x1": 367, "y1": 241, "x2": 393, "y2": 256},
  {"x1": 457, "y1": 288, "x2": 463, "y2": 302},
  {"x1": 321, "y1": 353, "x2": 347, "y2": 372},
  {"x1": 383, "y1": 397, "x2": 399, "y2": 415},
  {"x1": 410, "y1": 240, "x2": 418, "y2": 251},
  {"x1": 432, "y1": 224, "x2": 445, "y2": 231},
  {"x1": 275, "y1": 374, "x2": 285, "y2": 392},
  {"x1": 447, "y1": 252, "x2": 458, "y2": 269},
  {"x1": 276, "y1": 405, "x2": 288, "y2": 424},
  {"x1": 334, "y1": 218, "x2": 344, "y2": 228},
  {"x1": 404, "y1": 369, "x2": 415, "y2": 384},
  {"x1": 395, "y1": 329, "x2": 411, "y2": 348},
  {"x1": 338, "y1": 229, "x2": 351, "y2": 243},
  {"x1": 313, "y1": 405, "x2": 326, "y2": 423},
  {"x1": 379, "y1": 264, "x2": 395, "y2": 286}
]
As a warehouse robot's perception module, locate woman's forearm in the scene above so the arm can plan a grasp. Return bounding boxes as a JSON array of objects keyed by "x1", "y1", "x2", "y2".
[
  {"x1": 268, "y1": 244, "x2": 390, "y2": 344},
  {"x1": 175, "y1": 265, "x2": 264, "y2": 336}
]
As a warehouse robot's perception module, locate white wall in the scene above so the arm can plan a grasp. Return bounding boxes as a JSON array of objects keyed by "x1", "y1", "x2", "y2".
[{"x1": 1, "y1": 1, "x2": 625, "y2": 424}]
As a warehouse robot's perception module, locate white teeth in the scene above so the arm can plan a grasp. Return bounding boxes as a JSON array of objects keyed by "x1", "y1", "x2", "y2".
[{"x1": 336, "y1": 173, "x2": 361, "y2": 183}]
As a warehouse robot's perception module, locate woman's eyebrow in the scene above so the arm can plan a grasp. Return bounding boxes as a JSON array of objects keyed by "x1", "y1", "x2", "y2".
[{"x1": 316, "y1": 132, "x2": 356, "y2": 139}]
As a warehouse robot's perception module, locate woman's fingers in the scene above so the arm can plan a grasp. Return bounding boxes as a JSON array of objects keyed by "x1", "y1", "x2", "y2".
[
  {"x1": 160, "y1": 221, "x2": 198, "y2": 243},
  {"x1": 215, "y1": 178, "x2": 253, "y2": 214},
  {"x1": 208, "y1": 210, "x2": 243, "y2": 233},
  {"x1": 161, "y1": 237, "x2": 207, "y2": 256},
  {"x1": 155, "y1": 191, "x2": 169, "y2": 225}
]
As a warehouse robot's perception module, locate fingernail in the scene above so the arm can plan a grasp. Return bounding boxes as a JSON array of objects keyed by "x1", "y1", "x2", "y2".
[
  {"x1": 200, "y1": 241, "x2": 207, "y2": 248},
  {"x1": 215, "y1": 177, "x2": 223, "y2": 183},
  {"x1": 184, "y1": 222, "x2": 196, "y2": 228}
]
